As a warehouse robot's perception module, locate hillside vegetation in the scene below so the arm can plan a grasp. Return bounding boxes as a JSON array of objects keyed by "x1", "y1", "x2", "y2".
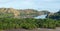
[{"x1": 0, "y1": 18, "x2": 60, "y2": 30}]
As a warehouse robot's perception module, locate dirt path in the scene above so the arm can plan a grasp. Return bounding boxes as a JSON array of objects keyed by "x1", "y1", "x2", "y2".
[{"x1": 3, "y1": 27, "x2": 60, "y2": 31}]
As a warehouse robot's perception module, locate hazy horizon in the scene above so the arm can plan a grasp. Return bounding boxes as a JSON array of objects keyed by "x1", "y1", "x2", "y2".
[{"x1": 0, "y1": 0, "x2": 60, "y2": 12}]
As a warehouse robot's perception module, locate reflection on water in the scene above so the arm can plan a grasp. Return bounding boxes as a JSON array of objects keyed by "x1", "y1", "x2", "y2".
[{"x1": 34, "y1": 15, "x2": 47, "y2": 19}]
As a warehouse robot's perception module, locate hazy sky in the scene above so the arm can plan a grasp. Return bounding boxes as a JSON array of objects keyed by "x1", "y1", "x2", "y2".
[{"x1": 0, "y1": 0, "x2": 60, "y2": 12}]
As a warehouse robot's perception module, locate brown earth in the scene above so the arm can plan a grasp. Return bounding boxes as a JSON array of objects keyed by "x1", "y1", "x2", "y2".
[{"x1": 2, "y1": 27, "x2": 60, "y2": 31}]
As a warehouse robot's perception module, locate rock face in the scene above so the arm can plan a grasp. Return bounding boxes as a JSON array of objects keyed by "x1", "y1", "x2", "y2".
[
  {"x1": 0, "y1": 8, "x2": 20, "y2": 17},
  {"x1": 7, "y1": 8, "x2": 20, "y2": 17}
]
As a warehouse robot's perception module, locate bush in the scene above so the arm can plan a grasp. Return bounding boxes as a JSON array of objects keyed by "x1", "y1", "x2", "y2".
[
  {"x1": 56, "y1": 20, "x2": 60, "y2": 27},
  {"x1": 35, "y1": 19, "x2": 56, "y2": 29},
  {"x1": 0, "y1": 18, "x2": 60, "y2": 30}
]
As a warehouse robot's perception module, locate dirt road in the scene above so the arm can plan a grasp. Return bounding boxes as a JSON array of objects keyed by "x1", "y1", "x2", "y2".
[{"x1": 3, "y1": 27, "x2": 60, "y2": 31}]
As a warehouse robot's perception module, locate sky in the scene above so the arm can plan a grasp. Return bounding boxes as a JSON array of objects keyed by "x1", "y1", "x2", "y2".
[{"x1": 0, "y1": 0, "x2": 60, "y2": 13}]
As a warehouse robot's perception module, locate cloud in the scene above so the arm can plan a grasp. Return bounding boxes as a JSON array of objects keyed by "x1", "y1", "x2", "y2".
[
  {"x1": 0, "y1": 0, "x2": 60, "y2": 12},
  {"x1": 0, "y1": 0, "x2": 9, "y2": 2},
  {"x1": 3, "y1": 0, "x2": 36, "y2": 9},
  {"x1": 0, "y1": 0, "x2": 14, "y2": 4},
  {"x1": 42, "y1": 0, "x2": 60, "y2": 2},
  {"x1": 43, "y1": 0, "x2": 54, "y2": 2}
]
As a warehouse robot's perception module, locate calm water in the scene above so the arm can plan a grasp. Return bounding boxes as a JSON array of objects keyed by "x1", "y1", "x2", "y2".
[{"x1": 34, "y1": 15, "x2": 47, "y2": 19}]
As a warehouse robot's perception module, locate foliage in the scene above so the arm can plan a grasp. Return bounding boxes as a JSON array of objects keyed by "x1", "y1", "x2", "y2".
[
  {"x1": 35, "y1": 19, "x2": 56, "y2": 29},
  {"x1": 0, "y1": 17, "x2": 60, "y2": 30}
]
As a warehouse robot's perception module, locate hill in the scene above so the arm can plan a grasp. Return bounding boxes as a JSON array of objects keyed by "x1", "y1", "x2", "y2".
[
  {"x1": 46, "y1": 10, "x2": 60, "y2": 20},
  {"x1": 0, "y1": 8, "x2": 50, "y2": 18}
]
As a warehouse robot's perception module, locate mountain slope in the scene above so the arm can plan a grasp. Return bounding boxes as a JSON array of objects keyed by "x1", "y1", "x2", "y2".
[
  {"x1": 0, "y1": 8, "x2": 50, "y2": 18},
  {"x1": 0, "y1": 8, "x2": 20, "y2": 17}
]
